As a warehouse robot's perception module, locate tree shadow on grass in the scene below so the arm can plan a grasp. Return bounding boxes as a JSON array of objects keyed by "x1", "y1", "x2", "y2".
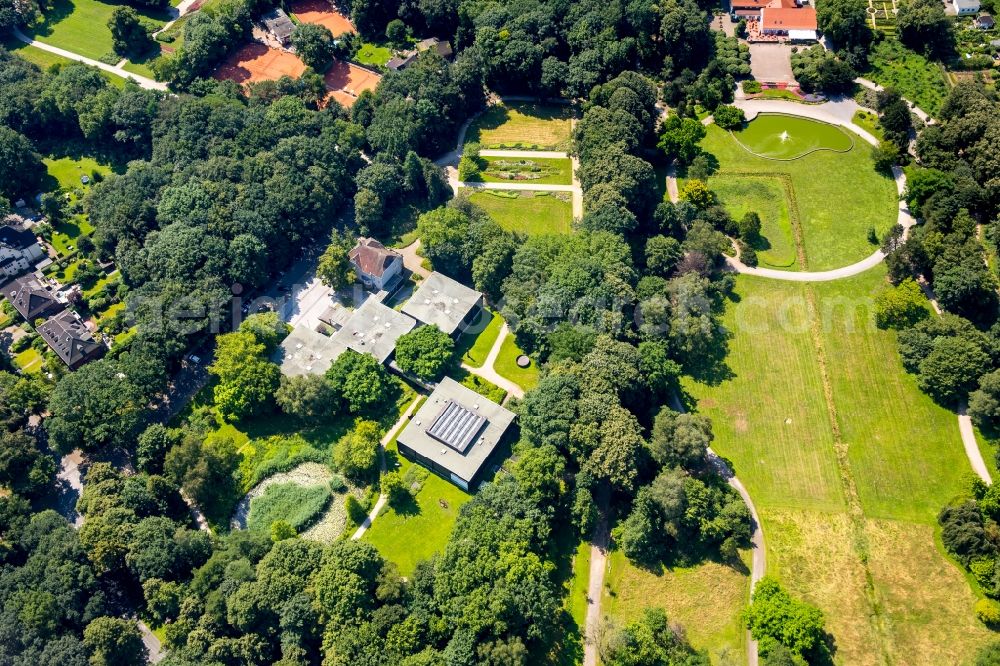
[{"x1": 387, "y1": 491, "x2": 420, "y2": 517}]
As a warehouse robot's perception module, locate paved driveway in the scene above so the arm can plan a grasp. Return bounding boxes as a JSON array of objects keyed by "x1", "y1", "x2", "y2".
[{"x1": 749, "y1": 43, "x2": 796, "y2": 83}]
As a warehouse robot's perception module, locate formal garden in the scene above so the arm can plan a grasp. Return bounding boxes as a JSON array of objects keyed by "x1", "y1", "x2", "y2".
[
  {"x1": 466, "y1": 190, "x2": 572, "y2": 235},
  {"x1": 698, "y1": 115, "x2": 897, "y2": 272}
]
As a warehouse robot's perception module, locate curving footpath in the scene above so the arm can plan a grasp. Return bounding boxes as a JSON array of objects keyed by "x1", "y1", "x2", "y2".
[
  {"x1": 461, "y1": 322, "x2": 525, "y2": 401},
  {"x1": 13, "y1": 29, "x2": 167, "y2": 91},
  {"x1": 667, "y1": 98, "x2": 917, "y2": 282}
]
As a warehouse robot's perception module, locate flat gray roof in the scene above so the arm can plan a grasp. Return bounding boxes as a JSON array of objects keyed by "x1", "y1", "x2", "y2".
[
  {"x1": 401, "y1": 271, "x2": 483, "y2": 335},
  {"x1": 397, "y1": 377, "x2": 515, "y2": 484},
  {"x1": 330, "y1": 297, "x2": 416, "y2": 364},
  {"x1": 274, "y1": 326, "x2": 345, "y2": 376}
]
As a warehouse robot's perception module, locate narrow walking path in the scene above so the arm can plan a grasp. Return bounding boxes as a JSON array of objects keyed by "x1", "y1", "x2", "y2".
[
  {"x1": 919, "y1": 281, "x2": 993, "y2": 485},
  {"x1": 351, "y1": 398, "x2": 422, "y2": 540},
  {"x1": 582, "y1": 504, "x2": 610, "y2": 666},
  {"x1": 13, "y1": 29, "x2": 167, "y2": 91},
  {"x1": 138, "y1": 620, "x2": 165, "y2": 663},
  {"x1": 397, "y1": 240, "x2": 431, "y2": 279},
  {"x1": 461, "y1": 322, "x2": 525, "y2": 400},
  {"x1": 668, "y1": 101, "x2": 917, "y2": 282}
]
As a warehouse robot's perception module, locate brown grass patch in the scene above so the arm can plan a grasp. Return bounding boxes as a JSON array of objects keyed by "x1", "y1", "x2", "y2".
[
  {"x1": 866, "y1": 519, "x2": 994, "y2": 665},
  {"x1": 214, "y1": 43, "x2": 305, "y2": 84},
  {"x1": 603, "y1": 550, "x2": 749, "y2": 662},
  {"x1": 763, "y1": 508, "x2": 882, "y2": 666},
  {"x1": 289, "y1": 0, "x2": 356, "y2": 36}
]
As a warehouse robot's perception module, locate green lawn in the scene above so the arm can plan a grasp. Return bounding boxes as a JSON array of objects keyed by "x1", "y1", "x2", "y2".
[
  {"x1": 729, "y1": 113, "x2": 853, "y2": 160},
  {"x1": 709, "y1": 175, "x2": 798, "y2": 270},
  {"x1": 455, "y1": 308, "x2": 502, "y2": 367},
  {"x1": 699, "y1": 123, "x2": 897, "y2": 271},
  {"x1": 867, "y1": 40, "x2": 949, "y2": 117},
  {"x1": 43, "y1": 154, "x2": 116, "y2": 257},
  {"x1": 603, "y1": 550, "x2": 750, "y2": 664},
  {"x1": 466, "y1": 102, "x2": 574, "y2": 150},
  {"x1": 467, "y1": 190, "x2": 573, "y2": 235},
  {"x1": 355, "y1": 42, "x2": 392, "y2": 67},
  {"x1": 494, "y1": 332, "x2": 538, "y2": 391},
  {"x1": 565, "y1": 542, "x2": 591, "y2": 631},
  {"x1": 475, "y1": 156, "x2": 573, "y2": 186},
  {"x1": 26, "y1": 0, "x2": 170, "y2": 61},
  {"x1": 683, "y1": 268, "x2": 992, "y2": 663},
  {"x1": 852, "y1": 109, "x2": 885, "y2": 142},
  {"x1": 364, "y1": 436, "x2": 471, "y2": 576},
  {"x1": 14, "y1": 348, "x2": 43, "y2": 374}
]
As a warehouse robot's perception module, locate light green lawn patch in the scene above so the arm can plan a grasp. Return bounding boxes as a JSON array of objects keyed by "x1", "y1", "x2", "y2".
[
  {"x1": 3, "y1": 38, "x2": 127, "y2": 86},
  {"x1": 44, "y1": 153, "x2": 117, "y2": 259},
  {"x1": 699, "y1": 123, "x2": 897, "y2": 271},
  {"x1": 122, "y1": 57, "x2": 158, "y2": 79},
  {"x1": 812, "y1": 269, "x2": 969, "y2": 522},
  {"x1": 494, "y1": 332, "x2": 538, "y2": 391},
  {"x1": 467, "y1": 190, "x2": 572, "y2": 236},
  {"x1": 974, "y1": 428, "x2": 1000, "y2": 483},
  {"x1": 83, "y1": 270, "x2": 118, "y2": 299},
  {"x1": 852, "y1": 109, "x2": 885, "y2": 142},
  {"x1": 565, "y1": 542, "x2": 590, "y2": 630},
  {"x1": 730, "y1": 114, "x2": 853, "y2": 160},
  {"x1": 44, "y1": 154, "x2": 115, "y2": 190},
  {"x1": 14, "y1": 348, "x2": 43, "y2": 374},
  {"x1": 456, "y1": 309, "x2": 501, "y2": 367},
  {"x1": 686, "y1": 268, "x2": 989, "y2": 663},
  {"x1": 27, "y1": 0, "x2": 170, "y2": 61},
  {"x1": 709, "y1": 175, "x2": 798, "y2": 270},
  {"x1": 868, "y1": 40, "x2": 949, "y2": 116},
  {"x1": 756, "y1": 88, "x2": 805, "y2": 103},
  {"x1": 466, "y1": 102, "x2": 574, "y2": 150},
  {"x1": 355, "y1": 42, "x2": 391, "y2": 67},
  {"x1": 247, "y1": 482, "x2": 331, "y2": 532},
  {"x1": 476, "y1": 156, "x2": 573, "y2": 186},
  {"x1": 603, "y1": 550, "x2": 749, "y2": 664},
  {"x1": 365, "y1": 436, "x2": 471, "y2": 576},
  {"x1": 223, "y1": 380, "x2": 416, "y2": 492}
]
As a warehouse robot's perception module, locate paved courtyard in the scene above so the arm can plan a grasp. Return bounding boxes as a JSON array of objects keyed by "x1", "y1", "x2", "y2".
[{"x1": 749, "y1": 43, "x2": 796, "y2": 84}]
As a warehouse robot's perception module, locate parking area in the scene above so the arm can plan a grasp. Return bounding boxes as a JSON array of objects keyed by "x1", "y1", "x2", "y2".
[{"x1": 749, "y1": 43, "x2": 796, "y2": 83}]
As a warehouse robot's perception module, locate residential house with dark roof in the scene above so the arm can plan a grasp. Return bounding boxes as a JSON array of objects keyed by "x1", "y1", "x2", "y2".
[
  {"x1": 6, "y1": 276, "x2": 63, "y2": 323},
  {"x1": 37, "y1": 310, "x2": 104, "y2": 369},
  {"x1": 401, "y1": 271, "x2": 484, "y2": 337},
  {"x1": 0, "y1": 223, "x2": 44, "y2": 281},
  {"x1": 976, "y1": 12, "x2": 995, "y2": 28},
  {"x1": 263, "y1": 8, "x2": 296, "y2": 46},
  {"x1": 349, "y1": 237, "x2": 403, "y2": 292}
]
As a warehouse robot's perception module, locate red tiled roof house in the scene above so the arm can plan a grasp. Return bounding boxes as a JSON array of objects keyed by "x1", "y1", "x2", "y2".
[{"x1": 349, "y1": 237, "x2": 403, "y2": 292}]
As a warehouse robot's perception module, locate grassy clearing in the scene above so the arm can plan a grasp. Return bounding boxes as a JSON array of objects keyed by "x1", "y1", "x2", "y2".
[
  {"x1": 852, "y1": 109, "x2": 884, "y2": 142},
  {"x1": 467, "y1": 190, "x2": 572, "y2": 236},
  {"x1": 355, "y1": 42, "x2": 391, "y2": 67},
  {"x1": 3, "y1": 37, "x2": 128, "y2": 86},
  {"x1": 211, "y1": 380, "x2": 416, "y2": 492},
  {"x1": 812, "y1": 271, "x2": 970, "y2": 522},
  {"x1": 365, "y1": 436, "x2": 471, "y2": 576},
  {"x1": 27, "y1": 0, "x2": 170, "y2": 61},
  {"x1": 700, "y1": 123, "x2": 897, "y2": 271},
  {"x1": 476, "y1": 156, "x2": 573, "y2": 186},
  {"x1": 565, "y1": 542, "x2": 591, "y2": 630},
  {"x1": 14, "y1": 348, "x2": 43, "y2": 373},
  {"x1": 455, "y1": 308, "x2": 501, "y2": 367},
  {"x1": 731, "y1": 114, "x2": 853, "y2": 159},
  {"x1": 247, "y1": 482, "x2": 330, "y2": 532},
  {"x1": 867, "y1": 40, "x2": 949, "y2": 116},
  {"x1": 494, "y1": 332, "x2": 538, "y2": 391},
  {"x1": 866, "y1": 518, "x2": 994, "y2": 664},
  {"x1": 709, "y1": 175, "x2": 798, "y2": 270},
  {"x1": 686, "y1": 269, "x2": 990, "y2": 662},
  {"x1": 466, "y1": 102, "x2": 574, "y2": 150},
  {"x1": 43, "y1": 154, "x2": 116, "y2": 257},
  {"x1": 762, "y1": 508, "x2": 883, "y2": 666},
  {"x1": 603, "y1": 550, "x2": 750, "y2": 664}
]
